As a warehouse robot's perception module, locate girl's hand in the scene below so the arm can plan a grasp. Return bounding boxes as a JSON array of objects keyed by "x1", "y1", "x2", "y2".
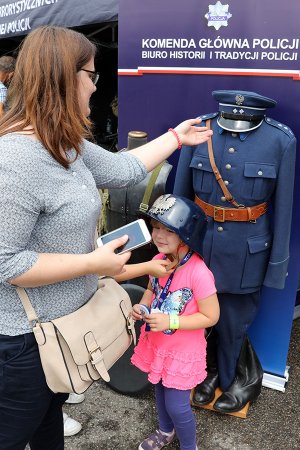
[
  {"x1": 132, "y1": 303, "x2": 146, "y2": 321},
  {"x1": 174, "y1": 118, "x2": 213, "y2": 147},
  {"x1": 144, "y1": 312, "x2": 170, "y2": 332},
  {"x1": 145, "y1": 259, "x2": 175, "y2": 278}
]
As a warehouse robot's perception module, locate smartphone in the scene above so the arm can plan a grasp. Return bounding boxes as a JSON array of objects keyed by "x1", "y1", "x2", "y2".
[{"x1": 97, "y1": 219, "x2": 152, "y2": 254}]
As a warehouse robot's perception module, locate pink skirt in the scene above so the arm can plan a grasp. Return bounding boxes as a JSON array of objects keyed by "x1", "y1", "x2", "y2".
[{"x1": 131, "y1": 329, "x2": 207, "y2": 390}]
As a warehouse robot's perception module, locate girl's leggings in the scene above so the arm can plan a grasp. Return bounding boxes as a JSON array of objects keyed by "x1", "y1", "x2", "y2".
[{"x1": 155, "y1": 381, "x2": 196, "y2": 450}]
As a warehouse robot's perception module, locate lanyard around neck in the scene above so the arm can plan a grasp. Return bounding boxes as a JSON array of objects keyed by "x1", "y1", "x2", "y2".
[{"x1": 154, "y1": 250, "x2": 193, "y2": 311}]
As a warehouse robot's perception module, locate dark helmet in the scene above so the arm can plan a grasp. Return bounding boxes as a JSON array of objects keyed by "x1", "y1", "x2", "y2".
[{"x1": 144, "y1": 194, "x2": 207, "y2": 255}]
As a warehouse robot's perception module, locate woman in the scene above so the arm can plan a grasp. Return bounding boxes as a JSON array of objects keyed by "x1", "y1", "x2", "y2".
[{"x1": 0, "y1": 26, "x2": 212, "y2": 450}]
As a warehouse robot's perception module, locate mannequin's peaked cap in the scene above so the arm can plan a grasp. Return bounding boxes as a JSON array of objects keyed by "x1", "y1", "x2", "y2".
[
  {"x1": 212, "y1": 90, "x2": 277, "y2": 132},
  {"x1": 212, "y1": 90, "x2": 277, "y2": 110}
]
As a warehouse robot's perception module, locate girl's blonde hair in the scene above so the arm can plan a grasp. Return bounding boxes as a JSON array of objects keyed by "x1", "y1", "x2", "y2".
[{"x1": 0, "y1": 26, "x2": 97, "y2": 168}]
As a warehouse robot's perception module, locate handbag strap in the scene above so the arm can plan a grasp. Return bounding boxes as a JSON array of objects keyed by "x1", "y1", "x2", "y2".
[
  {"x1": 206, "y1": 119, "x2": 240, "y2": 208},
  {"x1": 139, "y1": 161, "x2": 165, "y2": 213},
  {"x1": 16, "y1": 287, "x2": 39, "y2": 326}
]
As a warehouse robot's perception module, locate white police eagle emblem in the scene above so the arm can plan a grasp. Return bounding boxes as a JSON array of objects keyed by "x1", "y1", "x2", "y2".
[
  {"x1": 149, "y1": 194, "x2": 176, "y2": 215},
  {"x1": 205, "y1": 1, "x2": 232, "y2": 30},
  {"x1": 235, "y1": 94, "x2": 245, "y2": 106}
]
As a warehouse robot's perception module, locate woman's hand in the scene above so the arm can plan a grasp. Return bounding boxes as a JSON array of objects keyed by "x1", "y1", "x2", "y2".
[
  {"x1": 144, "y1": 312, "x2": 170, "y2": 332},
  {"x1": 128, "y1": 117, "x2": 213, "y2": 172},
  {"x1": 174, "y1": 118, "x2": 213, "y2": 147},
  {"x1": 89, "y1": 235, "x2": 131, "y2": 277},
  {"x1": 9, "y1": 235, "x2": 131, "y2": 288}
]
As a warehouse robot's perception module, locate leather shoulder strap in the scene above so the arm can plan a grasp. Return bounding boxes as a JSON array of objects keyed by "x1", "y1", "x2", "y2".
[
  {"x1": 16, "y1": 287, "x2": 39, "y2": 325},
  {"x1": 206, "y1": 119, "x2": 239, "y2": 208},
  {"x1": 139, "y1": 161, "x2": 164, "y2": 212}
]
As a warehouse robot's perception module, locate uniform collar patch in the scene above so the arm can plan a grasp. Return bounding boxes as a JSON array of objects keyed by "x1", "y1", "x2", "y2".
[{"x1": 218, "y1": 125, "x2": 251, "y2": 141}]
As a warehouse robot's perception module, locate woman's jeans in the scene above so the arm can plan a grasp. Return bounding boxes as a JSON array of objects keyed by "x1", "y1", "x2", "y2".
[{"x1": 0, "y1": 332, "x2": 68, "y2": 450}]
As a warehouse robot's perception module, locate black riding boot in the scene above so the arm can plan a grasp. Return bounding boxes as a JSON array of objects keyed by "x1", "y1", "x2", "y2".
[
  {"x1": 213, "y1": 335, "x2": 263, "y2": 413},
  {"x1": 193, "y1": 328, "x2": 219, "y2": 406}
]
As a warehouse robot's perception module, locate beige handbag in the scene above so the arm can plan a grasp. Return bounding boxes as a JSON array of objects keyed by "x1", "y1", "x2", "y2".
[{"x1": 16, "y1": 278, "x2": 136, "y2": 394}]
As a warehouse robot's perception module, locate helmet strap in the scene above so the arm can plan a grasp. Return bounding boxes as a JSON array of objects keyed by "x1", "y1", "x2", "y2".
[
  {"x1": 165, "y1": 255, "x2": 179, "y2": 270},
  {"x1": 177, "y1": 242, "x2": 189, "y2": 257},
  {"x1": 166, "y1": 242, "x2": 190, "y2": 270}
]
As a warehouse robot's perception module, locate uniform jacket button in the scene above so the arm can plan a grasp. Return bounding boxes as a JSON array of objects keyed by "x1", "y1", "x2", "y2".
[{"x1": 225, "y1": 164, "x2": 231, "y2": 170}]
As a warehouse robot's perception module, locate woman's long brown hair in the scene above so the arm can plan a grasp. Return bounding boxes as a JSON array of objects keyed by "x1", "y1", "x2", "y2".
[{"x1": 0, "y1": 26, "x2": 97, "y2": 168}]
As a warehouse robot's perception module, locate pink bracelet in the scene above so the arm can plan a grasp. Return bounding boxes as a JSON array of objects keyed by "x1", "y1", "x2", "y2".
[{"x1": 168, "y1": 128, "x2": 182, "y2": 150}]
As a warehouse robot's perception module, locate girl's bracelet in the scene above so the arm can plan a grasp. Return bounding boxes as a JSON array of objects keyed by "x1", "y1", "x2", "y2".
[
  {"x1": 169, "y1": 314, "x2": 180, "y2": 330},
  {"x1": 168, "y1": 128, "x2": 182, "y2": 150}
]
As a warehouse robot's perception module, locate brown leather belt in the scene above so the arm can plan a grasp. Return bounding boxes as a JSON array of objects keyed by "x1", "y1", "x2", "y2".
[{"x1": 195, "y1": 195, "x2": 267, "y2": 223}]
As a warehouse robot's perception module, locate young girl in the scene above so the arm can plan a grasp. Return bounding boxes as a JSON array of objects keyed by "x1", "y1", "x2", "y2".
[{"x1": 131, "y1": 194, "x2": 220, "y2": 450}]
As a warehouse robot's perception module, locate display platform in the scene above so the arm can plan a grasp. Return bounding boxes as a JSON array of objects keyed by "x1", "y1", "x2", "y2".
[{"x1": 190, "y1": 387, "x2": 250, "y2": 419}]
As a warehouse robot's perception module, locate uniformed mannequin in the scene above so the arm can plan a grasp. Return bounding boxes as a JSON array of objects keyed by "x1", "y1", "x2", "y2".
[{"x1": 173, "y1": 90, "x2": 296, "y2": 413}]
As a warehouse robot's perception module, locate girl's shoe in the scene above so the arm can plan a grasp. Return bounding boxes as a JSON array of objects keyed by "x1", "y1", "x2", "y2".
[{"x1": 138, "y1": 429, "x2": 176, "y2": 450}]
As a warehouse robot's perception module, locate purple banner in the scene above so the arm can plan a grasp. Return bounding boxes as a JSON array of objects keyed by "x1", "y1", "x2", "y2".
[
  {"x1": 119, "y1": 1, "x2": 299, "y2": 75},
  {"x1": 119, "y1": 0, "x2": 300, "y2": 382}
]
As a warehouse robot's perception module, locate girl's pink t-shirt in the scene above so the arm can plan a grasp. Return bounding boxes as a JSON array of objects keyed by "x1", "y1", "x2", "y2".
[{"x1": 131, "y1": 253, "x2": 217, "y2": 390}]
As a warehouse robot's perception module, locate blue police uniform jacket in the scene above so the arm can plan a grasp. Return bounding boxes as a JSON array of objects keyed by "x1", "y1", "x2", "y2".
[{"x1": 173, "y1": 113, "x2": 296, "y2": 294}]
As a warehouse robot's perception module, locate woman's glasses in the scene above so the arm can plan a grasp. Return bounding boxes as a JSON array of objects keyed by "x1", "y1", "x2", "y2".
[{"x1": 80, "y1": 68, "x2": 100, "y2": 85}]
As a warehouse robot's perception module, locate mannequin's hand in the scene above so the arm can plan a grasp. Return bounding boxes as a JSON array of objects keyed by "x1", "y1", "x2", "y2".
[
  {"x1": 144, "y1": 312, "x2": 170, "y2": 332},
  {"x1": 174, "y1": 118, "x2": 213, "y2": 147}
]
